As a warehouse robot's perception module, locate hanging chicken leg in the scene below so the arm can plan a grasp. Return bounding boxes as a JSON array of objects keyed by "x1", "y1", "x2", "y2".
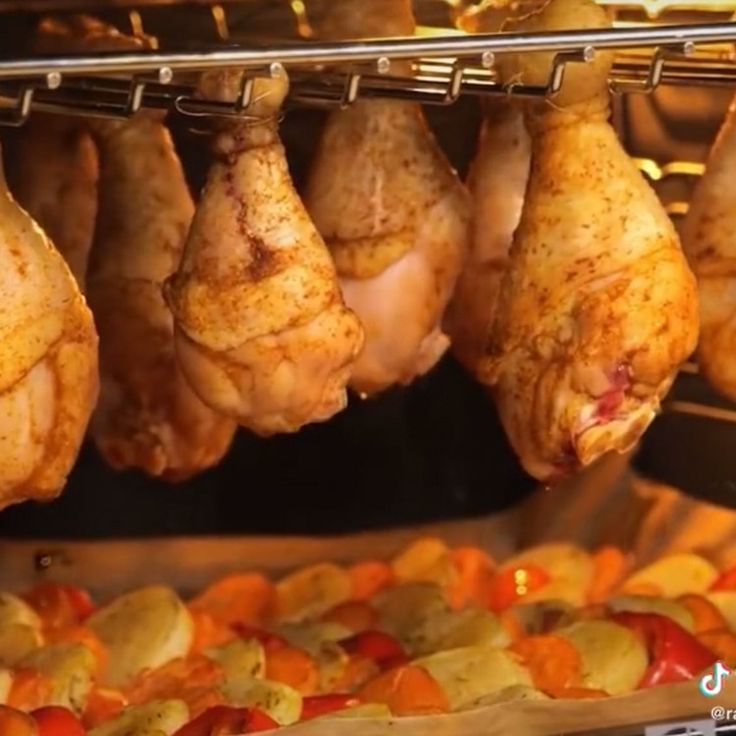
[
  {"x1": 7, "y1": 18, "x2": 99, "y2": 290},
  {"x1": 0, "y1": 144, "x2": 98, "y2": 509},
  {"x1": 482, "y1": 0, "x2": 699, "y2": 481},
  {"x1": 305, "y1": 0, "x2": 471, "y2": 396},
  {"x1": 67, "y1": 19, "x2": 238, "y2": 479},
  {"x1": 165, "y1": 68, "x2": 364, "y2": 434},
  {"x1": 445, "y1": 4, "x2": 531, "y2": 379},
  {"x1": 681, "y1": 97, "x2": 736, "y2": 402}
]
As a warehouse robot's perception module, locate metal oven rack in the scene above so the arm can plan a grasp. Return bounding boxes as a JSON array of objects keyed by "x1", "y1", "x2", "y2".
[{"x1": 1, "y1": 1, "x2": 736, "y2": 125}]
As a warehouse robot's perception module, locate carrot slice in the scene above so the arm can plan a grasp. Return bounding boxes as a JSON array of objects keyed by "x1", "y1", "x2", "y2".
[
  {"x1": 322, "y1": 601, "x2": 378, "y2": 633},
  {"x1": 125, "y1": 656, "x2": 223, "y2": 705},
  {"x1": 7, "y1": 669, "x2": 53, "y2": 712},
  {"x1": 349, "y1": 562, "x2": 394, "y2": 602},
  {"x1": 265, "y1": 646, "x2": 319, "y2": 696},
  {"x1": 545, "y1": 686, "x2": 609, "y2": 700},
  {"x1": 508, "y1": 635, "x2": 582, "y2": 693},
  {"x1": 698, "y1": 630, "x2": 736, "y2": 667},
  {"x1": 188, "y1": 610, "x2": 236, "y2": 655},
  {"x1": 358, "y1": 665, "x2": 450, "y2": 716},
  {"x1": 189, "y1": 573, "x2": 275, "y2": 628},
  {"x1": 0, "y1": 705, "x2": 38, "y2": 736},
  {"x1": 589, "y1": 547, "x2": 629, "y2": 603},
  {"x1": 678, "y1": 595, "x2": 729, "y2": 635},
  {"x1": 82, "y1": 688, "x2": 127, "y2": 729},
  {"x1": 499, "y1": 611, "x2": 525, "y2": 643},
  {"x1": 448, "y1": 546, "x2": 495, "y2": 610}
]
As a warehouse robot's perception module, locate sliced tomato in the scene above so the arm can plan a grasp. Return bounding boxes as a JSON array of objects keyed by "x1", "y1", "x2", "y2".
[
  {"x1": 711, "y1": 565, "x2": 736, "y2": 592},
  {"x1": 30, "y1": 707, "x2": 85, "y2": 736},
  {"x1": 300, "y1": 694, "x2": 360, "y2": 721},
  {"x1": 488, "y1": 565, "x2": 550, "y2": 613},
  {"x1": 24, "y1": 584, "x2": 94, "y2": 630},
  {"x1": 173, "y1": 706, "x2": 277, "y2": 736},
  {"x1": 339, "y1": 631, "x2": 408, "y2": 670}
]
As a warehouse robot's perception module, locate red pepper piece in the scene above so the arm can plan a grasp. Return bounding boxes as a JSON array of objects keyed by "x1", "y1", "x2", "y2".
[
  {"x1": 340, "y1": 630, "x2": 408, "y2": 670},
  {"x1": 488, "y1": 565, "x2": 551, "y2": 613},
  {"x1": 24, "y1": 584, "x2": 95, "y2": 628},
  {"x1": 31, "y1": 706, "x2": 85, "y2": 736},
  {"x1": 173, "y1": 706, "x2": 278, "y2": 736},
  {"x1": 611, "y1": 611, "x2": 718, "y2": 687},
  {"x1": 711, "y1": 565, "x2": 736, "y2": 592},
  {"x1": 300, "y1": 694, "x2": 360, "y2": 721}
]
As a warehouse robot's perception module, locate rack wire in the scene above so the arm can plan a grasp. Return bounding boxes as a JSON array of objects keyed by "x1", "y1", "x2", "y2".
[{"x1": 1, "y1": 12, "x2": 736, "y2": 124}]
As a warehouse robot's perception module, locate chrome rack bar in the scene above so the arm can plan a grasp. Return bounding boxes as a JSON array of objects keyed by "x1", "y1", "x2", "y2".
[{"x1": 1, "y1": 22, "x2": 736, "y2": 80}]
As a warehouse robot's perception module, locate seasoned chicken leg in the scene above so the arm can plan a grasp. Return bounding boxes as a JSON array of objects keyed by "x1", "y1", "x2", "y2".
[
  {"x1": 88, "y1": 114, "x2": 237, "y2": 479},
  {"x1": 681, "y1": 96, "x2": 736, "y2": 401},
  {"x1": 0, "y1": 144, "x2": 98, "y2": 509},
  {"x1": 481, "y1": 0, "x2": 699, "y2": 481},
  {"x1": 165, "y1": 69, "x2": 363, "y2": 434},
  {"x1": 305, "y1": 0, "x2": 471, "y2": 396},
  {"x1": 60, "y1": 19, "x2": 237, "y2": 478},
  {"x1": 444, "y1": 3, "x2": 530, "y2": 378},
  {"x1": 7, "y1": 18, "x2": 100, "y2": 290}
]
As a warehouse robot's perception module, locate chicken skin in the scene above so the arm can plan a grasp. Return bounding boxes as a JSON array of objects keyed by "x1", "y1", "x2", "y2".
[
  {"x1": 481, "y1": 0, "x2": 699, "y2": 481},
  {"x1": 165, "y1": 69, "x2": 363, "y2": 435},
  {"x1": 0, "y1": 144, "x2": 98, "y2": 509},
  {"x1": 88, "y1": 114, "x2": 237, "y2": 479},
  {"x1": 305, "y1": 0, "x2": 471, "y2": 396},
  {"x1": 681, "y1": 96, "x2": 736, "y2": 402}
]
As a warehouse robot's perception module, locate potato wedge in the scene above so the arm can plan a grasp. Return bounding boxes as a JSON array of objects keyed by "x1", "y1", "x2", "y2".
[
  {"x1": 557, "y1": 620, "x2": 647, "y2": 696},
  {"x1": 88, "y1": 700, "x2": 189, "y2": 736},
  {"x1": 222, "y1": 677, "x2": 302, "y2": 725},
  {"x1": 373, "y1": 582, "x2": 449, "y2": 652},
  {"x1": 391, "y1": 538, "x2": 457, "y2": 589},
  {"x1": 207, "y1": 637, "x2": 265, "y2": 691},
  {"x1": 0, "y1": 670, "x2": 11, "y2": 705},
  {"x1": 0, "y1": 624, "x2": 43, "y2": 666},
  {"x1": 413, "y1": 646, "x2": 531, "y2": 710},
  {"x1": 0, "y1": 593, "x2": 42, "y2": 630},
  {"x1": 457, "y1": 684, "x2": 549, "y2": 711},
  {"x1": 276, "y1": 564, "x2": 351, "y2": 623},
  {"x1": 499, "y1": 544, "x2": 594, "y2": 607},
  {"x1": 21, "y1": 643, "x2": 96, "y2": 714},
  {"x1": 276, "y1": 622, "x2": 353, "y2": 656},
  {"x1": 87, "y1": 586, "x2": 193, "y2": 688},
  {"x1": 706, "y1": 591, "x2": 736, "y2": 631},
  {"x1": 411, "y1": 607, "x2": 509, "y2": 656},
  {"x1": 621, "y1": 554, "x2": 718, "y2": 598},
  {"x1": 608, "y1": 596, "x2": 694, "y2": 632}
]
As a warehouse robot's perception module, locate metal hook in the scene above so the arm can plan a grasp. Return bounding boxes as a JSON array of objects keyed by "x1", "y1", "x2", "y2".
[
  {"x1": 610, "y1": 41, "x2": 695, "y2": 94},
  {"x1": 502, "y1": 47, "x2": 594, "y2": 99},
  {"x1": 211, "y1": 4, "x2": 230, "y2": 41},
  {"x1": 234, "y1": 73, "x2": 255, "y2": 112},
  {"x1": 0, "y1": 86, "x2": 33, "y2": 127},
  {"x1": 125, "y1": 77, "x2": 147, "y2": 116},
  {"x1": 443, "y1": 62, "x2": 465, "y2": 104},
  {"x1": 340, "y1": 71, "x2": 361, "y2": 108}
]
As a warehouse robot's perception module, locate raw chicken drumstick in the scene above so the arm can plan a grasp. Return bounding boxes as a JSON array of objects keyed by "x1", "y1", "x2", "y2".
[
  {"x1": 165, "y1": 68, "x2": 364, "y2": 434},
  {"x1": 70, "y1": 19, "x2": 237, "y2": 478},
  {"x1": 7, "y1": 18, "x2": 99, "y2": 290},
  {"x1": 0, "y1": 144, "x2": 98, "y2": 509},
  {"x1": 305, "y1": 0, "x2": 471, "y2": 396},
  {"x1": 481, "y1": 0, "x2": 699, "y2": 481},
  {"x1": 681, "y1": 96, "x2": 736, "y2": 401},
  {"x1": 445, "y1": 4, "x2": 531, "y2": 379}
]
